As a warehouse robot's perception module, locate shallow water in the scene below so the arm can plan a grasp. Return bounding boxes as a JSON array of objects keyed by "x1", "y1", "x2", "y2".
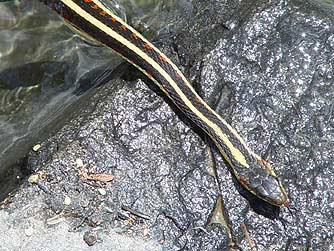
[
  {"x1": 0, "y1": 0, "x2": 188, "y2": 202},
  {"x1": 0, "y1": 0, "x2": 129, "y2": 199}
]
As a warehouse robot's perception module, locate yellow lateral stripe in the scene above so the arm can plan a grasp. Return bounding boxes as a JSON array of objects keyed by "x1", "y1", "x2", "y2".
[
  {"x1": 93, "y1": 0, "x2": 190, "y2": 86},
  {"x1": 93, "y1": 0, "x2": 255, "y2": 156},
  {"x1": 93, "y1": 0, "x2": 258, "y2": 159},
  {"x1": 60, "y1": 0, "x2": 249, "y2": 167}
]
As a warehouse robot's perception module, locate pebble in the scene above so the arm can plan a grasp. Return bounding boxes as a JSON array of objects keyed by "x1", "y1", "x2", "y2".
[
  {"x1": 76, "y1": 158, "x2": 84, "y2": 167},
  {"x1": 83, "y1": 231, "x2": 97, "y2": 246},
  {"x1": 25, "y1": 226, "x2": 34, "y2": 237},
  {"x1": 64, "y1": 195, "x2": 72, "y2": 206},
  {"x1": 98, "y1": 188, "x2": 107, "y2": 196},
  {"x1": 32, "y1": 144, "x2": 41, "y2": 152},
  {"x1": 28, "y1": 174, "x2": 39, "y2": 184}
]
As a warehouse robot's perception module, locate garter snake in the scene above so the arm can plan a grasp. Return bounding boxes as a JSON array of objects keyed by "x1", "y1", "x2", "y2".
[{"x1": 39, "y1": 0, "x2": 288, "y2": 207}]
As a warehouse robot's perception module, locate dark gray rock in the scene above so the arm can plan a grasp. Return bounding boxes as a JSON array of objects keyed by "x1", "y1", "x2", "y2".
[{"x1": 1, "y1": 0, "x2": 334, "y2": 250}]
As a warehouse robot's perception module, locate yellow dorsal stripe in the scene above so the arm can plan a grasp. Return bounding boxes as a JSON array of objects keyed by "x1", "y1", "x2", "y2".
[
  {"x1": 60, "y1": 0, "x2": 249, "y2": 167},
  {"x1": 93, "y1": 0, "x2": 255, "y2": 157}
]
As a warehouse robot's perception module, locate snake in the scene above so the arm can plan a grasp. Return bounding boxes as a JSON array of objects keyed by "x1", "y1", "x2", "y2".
[{"x1": 39, "y1": 0, "x2": 288, "y2": 208}]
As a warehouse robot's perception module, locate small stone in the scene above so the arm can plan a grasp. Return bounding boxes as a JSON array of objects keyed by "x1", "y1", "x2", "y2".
[
  {"x1": 32, "y1": 144, "x2": 41, "y2": 152},
  {"x1": 98, "y1": 188, "x2": 106, "y2": 196},
  {"x1": 64, "y1": 195, "x2": 72, "y2": 206},
  {"x1": 25, "y1": 226, "x2": 34, "y2": 236},
  {"x1": 28, "y1": 174, "x2": 39, "y2": 184},
  {"x1": 83, "y1": 231, "x2": 98, "y2": 246},
  {"x1": 143, "y1": 227, "x2": 149, "y2": 237},
  {"x1": 76, "y1": 158, "x2": 84, "y2": 167}
]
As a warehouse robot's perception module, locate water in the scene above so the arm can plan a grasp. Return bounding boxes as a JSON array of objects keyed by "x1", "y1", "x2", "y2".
[{"x1": 0, "y1": 0, "x2": 189, "y2": 200}]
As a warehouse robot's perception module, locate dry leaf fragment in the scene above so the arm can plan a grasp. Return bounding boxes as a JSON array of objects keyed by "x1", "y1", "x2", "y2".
[{"x1": 85, "y1": 173, "x2": 114, "y2": 182}]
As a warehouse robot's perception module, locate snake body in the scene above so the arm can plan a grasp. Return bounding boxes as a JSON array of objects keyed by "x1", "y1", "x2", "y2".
[{"x1": 40, "y1": 0, "x2": 288, "y2": 207}]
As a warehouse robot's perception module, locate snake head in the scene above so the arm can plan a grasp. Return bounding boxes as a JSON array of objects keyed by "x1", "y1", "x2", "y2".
[
  {"x1": 236, "y1": 157, "x2": 288, "y2": 206},
  {"x1": 250, "y1": 158, "x2": 288, "y2": 206}
]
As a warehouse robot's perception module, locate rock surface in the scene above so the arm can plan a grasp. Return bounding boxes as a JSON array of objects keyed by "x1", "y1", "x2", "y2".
[{"x1": 1, "y1": 0, "x2": 334, "y2": 250}]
